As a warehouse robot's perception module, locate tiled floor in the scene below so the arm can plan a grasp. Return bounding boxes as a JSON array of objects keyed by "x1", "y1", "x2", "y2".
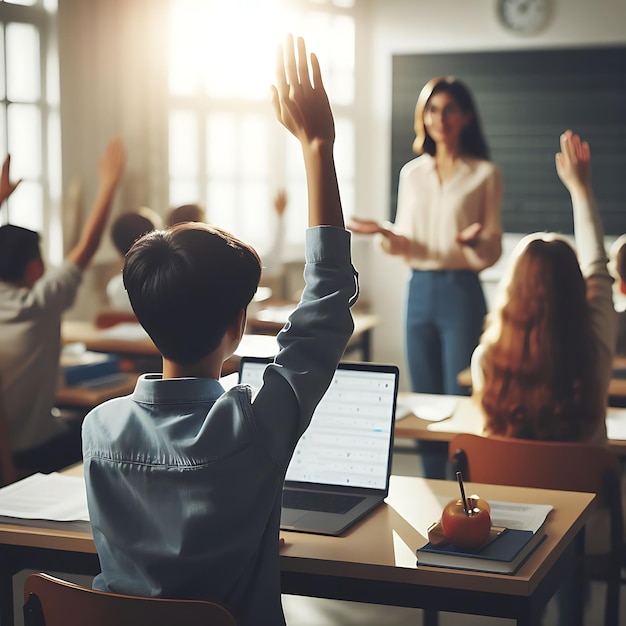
[{"x1": 10, "y1": 444, "x2": 623, "y2": 625}]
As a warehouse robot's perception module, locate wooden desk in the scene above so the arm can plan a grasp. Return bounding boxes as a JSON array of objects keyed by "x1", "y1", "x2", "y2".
[
  {"x1": 248, "y1": 306, "x2": 380, "y2": 361},
  {"x1": 395, "y1": 392, "x2": 626, "y2": 456},
  {"x1": 56, "y1": 373, "x2": 139, "y2": 409},
  {"x1": 62, "y1": 321, "x2": 280, "y2": 376},
  {"x1": 0, "y1": 468, "x2": 593, "y2": 626}
]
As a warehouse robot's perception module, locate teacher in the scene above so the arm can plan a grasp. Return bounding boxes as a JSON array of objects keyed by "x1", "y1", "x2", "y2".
[{"x1": 349, "y1": 76, "x2": 502, "y2": 477}]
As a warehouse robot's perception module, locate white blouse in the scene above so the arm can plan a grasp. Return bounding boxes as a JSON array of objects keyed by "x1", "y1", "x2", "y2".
[{"x1": 392, "y1": 154, "x2": 503, "y2": 272}]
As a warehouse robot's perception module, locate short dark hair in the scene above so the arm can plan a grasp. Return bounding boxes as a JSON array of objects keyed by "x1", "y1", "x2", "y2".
[
  {"x1": 0, "y1": 225, "x2": 41, "y2": 283},
  {"x1": 123, "y1": 222, "x2": 261, "y2": 365},
  {"x1": 413, "y1": 76, "x2": 490, "y2": 160},
  {"x1": 111, "y1": 210, "x2": 160, "y2": 256}
]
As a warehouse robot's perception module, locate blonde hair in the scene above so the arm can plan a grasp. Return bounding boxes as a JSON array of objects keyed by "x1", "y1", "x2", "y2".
[{"x1": 475, "y1": 233, "x2": 599, "y2": 441}]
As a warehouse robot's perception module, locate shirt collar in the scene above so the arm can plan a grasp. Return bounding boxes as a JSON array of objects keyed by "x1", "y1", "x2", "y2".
[
  {"x1": 132, "y1": 373, "x2": 226, "y2": 404},
  {"x1": 422, "y1": 153, "x2": 472, "y2": 177}
]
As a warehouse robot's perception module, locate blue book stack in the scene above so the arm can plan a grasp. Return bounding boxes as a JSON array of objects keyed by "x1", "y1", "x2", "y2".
[
  {"x1": 63, "y1": 353, "x2": 121, "y2": 387},
  {"x1": 416, "y1": 526, "x2": 546, "y2": 575}
]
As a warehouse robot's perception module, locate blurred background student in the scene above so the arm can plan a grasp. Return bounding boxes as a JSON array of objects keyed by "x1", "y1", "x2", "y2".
[
  {"x1": 107, "y1": 207, "x2": 163, "y2": 312},
  {"x1": 167, "y1": 191, "x2": 289, "y2": 299},
  {"x1": 0, "y1": 138, "x2": 125, "y2": 475},
  {"x1": 166, "y1": 203, "x2": 206, "y2": 227}
]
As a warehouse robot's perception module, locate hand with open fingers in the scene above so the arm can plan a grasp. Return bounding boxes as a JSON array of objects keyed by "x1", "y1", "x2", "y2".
[
  {"x1": 98, "y1": 137, "x2": 127, "y2": 189},
  {"x1": 346, "y1": 216, "x2": 384, "y2": 236},
  {"x1": 555, "y1": 129, "x2": 591, "y2": 194},
  {"x1": 271, "y1": 34, "x2": 334, "y2": 148},
  {"x1": 0, "y1": 155, "x2": 21, "y2": 205}
]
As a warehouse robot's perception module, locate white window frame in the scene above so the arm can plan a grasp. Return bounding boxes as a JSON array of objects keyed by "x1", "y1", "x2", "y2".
[
  {"x1": 0, "y1": 0, "x2": 61, "y2": 263},
  {"x1": 167, "y1": 0, "x2": 356, "y2": 261}
]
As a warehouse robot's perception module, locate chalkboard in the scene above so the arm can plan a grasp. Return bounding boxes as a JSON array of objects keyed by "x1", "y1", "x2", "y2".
[{"x1": 391, "y1": 47, "x2": 626, "y2": 235}]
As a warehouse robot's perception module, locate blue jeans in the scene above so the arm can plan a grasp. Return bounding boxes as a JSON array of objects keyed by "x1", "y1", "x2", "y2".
[{"x1": 405, "y1": 270, "x2": 486, "y2": 478}]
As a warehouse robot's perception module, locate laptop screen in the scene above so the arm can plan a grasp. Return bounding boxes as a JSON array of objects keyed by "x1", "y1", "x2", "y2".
[{"x1": 239, "y1": 359, "x2": 398, "y2": 491}]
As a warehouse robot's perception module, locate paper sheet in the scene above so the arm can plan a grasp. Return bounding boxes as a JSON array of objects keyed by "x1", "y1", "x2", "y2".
[
  {"x1": 0, "y1": 473, "x2": 89, "y2": 522},
  {"x1": 436, "y1": 496, "x2": 552, "y2": 533},
  {"x1": 97, "y1": 322, "x2": 150, "y2": 342},
  {"x1": 396, "y1": 393, "x2": 458, "y2": 422},
  {"x1": 606, "y1": 408, "x2": 626, "y2": 441}
]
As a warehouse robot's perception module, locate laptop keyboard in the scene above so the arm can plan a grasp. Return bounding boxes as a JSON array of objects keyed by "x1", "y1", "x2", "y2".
[{"x1": 282, "y1": 490, "x2": 365, "y2": 515}]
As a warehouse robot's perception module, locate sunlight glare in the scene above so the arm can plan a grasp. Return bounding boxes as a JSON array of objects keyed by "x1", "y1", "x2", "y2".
[{"x1": 170, "y1": 0, "x2": 285, "y2": 99}]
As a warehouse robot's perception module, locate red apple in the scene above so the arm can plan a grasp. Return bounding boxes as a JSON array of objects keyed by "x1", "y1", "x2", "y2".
[{"x1": 440, "y1": 498, "x2": 492, "y2": 550}]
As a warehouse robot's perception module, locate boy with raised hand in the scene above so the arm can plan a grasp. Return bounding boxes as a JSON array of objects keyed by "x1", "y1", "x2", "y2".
[
  {"x1": 0, "y1": 138, "x2": 125, "y2": 474},
  {"x1": 82, "y1": 35, "x2": 357, "y2": 626}
]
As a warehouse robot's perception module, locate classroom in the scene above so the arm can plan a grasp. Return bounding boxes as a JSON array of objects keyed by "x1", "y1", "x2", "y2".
[{"x1": 0, "y1": 1, "x2": 626, "y2": 625}]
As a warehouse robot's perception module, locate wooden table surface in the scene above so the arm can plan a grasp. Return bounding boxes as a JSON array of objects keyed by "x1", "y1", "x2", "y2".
[{"x1": 0, "y1": 468, "x2": 594, "y2": 626}]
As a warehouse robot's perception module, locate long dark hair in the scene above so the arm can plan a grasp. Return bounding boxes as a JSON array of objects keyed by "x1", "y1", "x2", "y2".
[{"x1": 413, "y1": 76, "x2": 489, "y2": 160}]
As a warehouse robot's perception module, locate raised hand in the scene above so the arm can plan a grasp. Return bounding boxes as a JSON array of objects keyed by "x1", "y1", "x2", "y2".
[
  {"x1": 555, "y1": 130, "x2": 591, "y2": 195},
  {"x1": 346, "y1": 216, "x2": 385, "y2": 236},
  {"x1": 273, "y1": 189, "x2": 288, "y2": 217},
  {"x1": 0, "y1": 155, "x2": 21, "y2": 205},
  {"x1": 271, "y1": 35, "x2": 342, "y2": 229},
  {"x1": 271, "y1": 34, "x2": 334, "y2": 148},
  {"x1": 98, "y1": 137, "x2": 126, "y2": 190}
]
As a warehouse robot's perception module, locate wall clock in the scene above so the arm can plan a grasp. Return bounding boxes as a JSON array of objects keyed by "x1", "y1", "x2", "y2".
[{"x1": 497, "y1": 0, "x2": 552, "y2": 34}]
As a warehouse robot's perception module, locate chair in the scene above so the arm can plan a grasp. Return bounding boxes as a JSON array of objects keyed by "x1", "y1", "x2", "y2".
[
  {"x1": 23, "y1": 573, "x2": 237, "y2": 626},
  {"x1": 449, "y1": 433, "x2": 624, "y2": 626},
  {"x1": 94, "y1": 309, "x2": 138, "y2": 329}
]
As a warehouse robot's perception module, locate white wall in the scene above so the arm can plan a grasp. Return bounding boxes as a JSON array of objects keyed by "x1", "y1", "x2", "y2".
[{"x1": 354, "y1": 0, "x2": 626, "y2": 390}]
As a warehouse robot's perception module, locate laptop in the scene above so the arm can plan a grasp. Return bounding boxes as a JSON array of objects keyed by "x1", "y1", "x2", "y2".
[{"x1": 238, "y1": 357, "x2": 399, "y2": 536}]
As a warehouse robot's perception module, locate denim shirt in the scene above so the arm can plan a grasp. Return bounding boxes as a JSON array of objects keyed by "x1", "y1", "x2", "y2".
[{"x1": 82, "y1": 226, "x2": 358, "y2": 626}]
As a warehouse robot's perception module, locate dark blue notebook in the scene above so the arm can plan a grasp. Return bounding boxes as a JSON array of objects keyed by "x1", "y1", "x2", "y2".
[
  {"x1": 63, "y1": 354, "x2": 120, "y2": 386},
  {"x1": 416, "y1": 526, "x2": 546, "y2": 574}
]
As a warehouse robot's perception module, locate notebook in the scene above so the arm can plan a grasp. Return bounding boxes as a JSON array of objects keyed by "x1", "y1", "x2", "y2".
[
  {"x1": 238, "y1": 357, "x2": 399, "y2": 536},
  {"x1": 416, "y1": 526, "x2": 547, "y2": 574}
]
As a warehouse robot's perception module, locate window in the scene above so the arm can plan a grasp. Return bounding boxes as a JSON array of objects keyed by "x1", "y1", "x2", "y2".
[
  {"x1": 0, "y1": 0, "x2": 61, "y2": 262},
  {"x1": 168, "y1": 0, "x2": 355, "y2": 256}
]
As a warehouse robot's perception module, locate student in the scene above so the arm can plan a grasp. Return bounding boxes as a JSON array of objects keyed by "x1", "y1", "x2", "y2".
[
  {"x1": 0, "y1": 138, "x2": 126, "y2": 474},
  {"x1": 106, "y1": 207, "x2": 163, "y2": 311},
  {"x1": 609, "y1": 234, "x2": 626, "y2": 356},
  {"x1": 82, "y1": 36, "x2": 357, "y2": 626},
  {"x1": 166, "y1": 202, "x2": 206, "y2": 227},
  {"x1": 472, "y1": 129, "x2": 614, "y2": 626},
  {"x1": 168, "y1": 191, "x2": 288, "y2": 290},
  {"x1": 471, "y1": 130, "x2": 614, "y2": 445}
]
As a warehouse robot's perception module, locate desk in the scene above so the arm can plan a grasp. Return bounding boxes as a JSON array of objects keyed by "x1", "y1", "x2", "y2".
[
  {"x1": 62, "y1": 321, "x2": 280, "y2": 376},
  {"x1": 395, "y1": 392, "x2": 626, "y2": 456},
  {"x1": 55, "y1": 372, "x2": 139, "y2": 409},
  {"x1": 0, "y1": 467, "x2": 593, "y2": 626},
  {"x1": 249, "y1": 306, "x2": 380, "y2": 361}
]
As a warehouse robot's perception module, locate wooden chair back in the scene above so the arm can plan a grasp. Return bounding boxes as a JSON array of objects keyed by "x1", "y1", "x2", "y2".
[
  {"x1": 449, "y1": 433, "x2": 623, "y2": 626},
  {"x1": 23, "y1": 573, "x2": 237, "y2": 626},
  {"x1": 449, "y1": 433, "x2": 621, "y2": 497},
  {"x1": 94, "y1": 309, "x2": 138, "y2": 329}
]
